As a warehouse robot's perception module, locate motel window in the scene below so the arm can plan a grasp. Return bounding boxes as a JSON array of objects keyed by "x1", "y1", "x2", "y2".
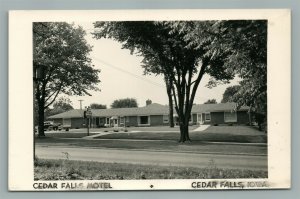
[
  {"x1": 224, "y1": 111, "x2": 237, "y2": 122},
  {"x1": 63, "y1": 118, "x2": 71, "y2": 126},
  {"x1": 106, "y1": 117, "x2": 110, "y2": 124},
  {"x1": 205, "y1": 113, "x2": 211, "y2": 121},
  {"x1": 139, "y1": 116, "x2": 150, "y2": 125},
  {"x1": 120, "y1": 117, "x2": 125, "y2": 124},
  {"x1": 163, "y1": 115, "x2": 169, "y2": 123},
  {"x1": 126, "y1": 116, "x2": 129, "y2": 123}
]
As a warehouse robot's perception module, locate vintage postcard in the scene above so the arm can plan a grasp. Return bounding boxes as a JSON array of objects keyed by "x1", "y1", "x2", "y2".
[{"x1": 9, "y1": 9, "x2": 291, "y2": 191}]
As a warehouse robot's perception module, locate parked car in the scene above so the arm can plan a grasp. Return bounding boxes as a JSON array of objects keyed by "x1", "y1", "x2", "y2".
[
  {"x1": 48, "y1": 123, "x2": 63, "y2": 131},
  {"x1": 34, "y1": 121, "x2": 62, "y2": 132},
  {"x1": 43, "y1": 121, "x2": 62, "y2": 131}
]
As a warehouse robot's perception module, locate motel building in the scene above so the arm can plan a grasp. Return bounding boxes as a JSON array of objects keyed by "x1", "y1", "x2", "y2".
[{"x1": 48, "y1": 102, "x2": 251, "y2": 129}]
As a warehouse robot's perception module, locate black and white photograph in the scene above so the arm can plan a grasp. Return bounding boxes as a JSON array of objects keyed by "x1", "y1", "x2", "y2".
[{"x1": 8, "y1": 10, "x2": 291, "y2": 191}]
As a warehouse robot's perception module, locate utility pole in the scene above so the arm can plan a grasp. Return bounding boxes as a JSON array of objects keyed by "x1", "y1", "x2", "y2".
[
  {"x1": 84, "y1": 106, "x2": 92, "y2": 136},
  {"x1": 78, "y1": 99, "x2": 84, "y2": 110}
]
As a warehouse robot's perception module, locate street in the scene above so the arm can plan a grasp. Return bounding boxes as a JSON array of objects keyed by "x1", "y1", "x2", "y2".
[{"x1": 36, "y1": 146, "x2": 267, "y2": 171}]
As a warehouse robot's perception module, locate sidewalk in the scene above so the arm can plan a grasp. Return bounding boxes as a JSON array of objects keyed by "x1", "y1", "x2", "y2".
[{"x1": 193, "y1": 125, "x2": 210, "y2": 132}]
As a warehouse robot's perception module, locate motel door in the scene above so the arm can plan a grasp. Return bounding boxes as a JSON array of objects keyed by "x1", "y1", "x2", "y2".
[
  {"x1": 198, "y1": 114, "x2": 204, "y2": 125},
  {"x1": 114, "y1": 119, "x2": 118, "y2": 127},
  {"x1": 110, "y1": 116, "x2": 118, "y2": 127}
]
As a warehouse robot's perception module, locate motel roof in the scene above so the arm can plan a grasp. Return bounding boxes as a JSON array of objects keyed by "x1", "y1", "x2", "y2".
[
  {"x1": 48, "y1": 102, "x2": 249, "y2": 119},
  {"x1": 191, "y1": 103, "x2": 249, "y2": 113}
]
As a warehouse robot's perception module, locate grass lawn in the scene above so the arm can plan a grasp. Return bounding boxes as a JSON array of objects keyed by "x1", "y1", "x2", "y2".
[
  {"x1": 94, "y1": 127, "x2": 267, "y2": 143},
  {"x1": 101, "y1": 126, "x2": 198, "y2": 132},
  {"x1": 36, "y1": 137, "x2": 267, "y2": 155},
  {"x1": 34, "y1": 158, "x2": 268, "y2": 180},
  {"x1": 35, "y1": 132, "x2": 98, "y2": 138}
]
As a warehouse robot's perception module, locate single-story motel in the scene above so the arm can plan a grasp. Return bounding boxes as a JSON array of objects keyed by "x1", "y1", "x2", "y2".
[{"x1": 48, "y1": 102, "x2": 251, "y2": 129}]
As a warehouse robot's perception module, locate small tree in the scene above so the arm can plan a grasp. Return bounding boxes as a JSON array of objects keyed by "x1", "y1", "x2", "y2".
[
  {"x1": 111, "y1": 98, "x2": 138, "y2": 108},
  {"x1": 204, "y1": 99, "x2": 217, "y2": 104},
  {"x1": 46, "y1": 97, "x2": 74, "y2": 117},
  {"x1": 90, "y1": 103, "x2": 107, "y2": 109}
]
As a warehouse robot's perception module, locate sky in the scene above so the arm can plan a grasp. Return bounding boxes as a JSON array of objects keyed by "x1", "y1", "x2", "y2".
[{"x1": 66, "y1": 22, "x2": 240, "y2": 109}]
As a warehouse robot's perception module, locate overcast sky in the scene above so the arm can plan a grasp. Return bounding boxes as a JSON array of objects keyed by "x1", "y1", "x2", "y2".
[{"x1": 66, "y1": 22, "x2": 240, "y2": 109}]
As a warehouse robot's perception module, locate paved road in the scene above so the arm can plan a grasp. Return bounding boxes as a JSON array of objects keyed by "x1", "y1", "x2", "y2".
[{"x1": 36, "y1": 146, "x2": 267, "y2": 170}]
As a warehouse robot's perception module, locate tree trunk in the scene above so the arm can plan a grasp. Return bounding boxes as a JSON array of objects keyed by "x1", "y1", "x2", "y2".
[
  {"x1": 165, "y1": 76, "x2": 174, "y2": 128},
  {"x1": 178, "y1": 121, "x2": 191, "y2": 143},
  {"x1": 167, "y1": 86, "x2": 174, "y2": 128},
  {"x1": 37, "y1": 100, "x2": 45, "y2": 137}
]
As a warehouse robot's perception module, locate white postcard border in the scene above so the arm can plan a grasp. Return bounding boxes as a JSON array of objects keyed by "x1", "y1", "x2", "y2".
[{"x1": 8, "y1": 9, "x2": 291, "y2": 191}]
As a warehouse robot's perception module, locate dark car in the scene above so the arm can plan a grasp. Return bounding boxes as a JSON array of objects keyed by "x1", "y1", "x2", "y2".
[
  {"x1": 52, "y1": 123, "x2": 62, "y2": 131},
  {"x1": 44, "y1": 121, "x2": 53, "y2": 130},
  {"x1": 43, "y1": 121, "x2": 62, "y2": 131}
]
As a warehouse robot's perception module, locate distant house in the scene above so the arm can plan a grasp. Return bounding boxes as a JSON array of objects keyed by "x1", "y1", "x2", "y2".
[{"x1": 48, "y1": 103, "x2": 250, "y2": 129}]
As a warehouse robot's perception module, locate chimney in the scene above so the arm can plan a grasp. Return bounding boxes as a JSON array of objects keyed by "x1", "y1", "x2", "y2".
[{"x1": 146, "y1": 99, "x2": 152, "y2": 106}]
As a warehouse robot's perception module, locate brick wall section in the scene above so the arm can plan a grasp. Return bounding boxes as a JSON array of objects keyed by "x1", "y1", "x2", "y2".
[
  {"x1": 71, "y1": 118, "x2": 85, "y2": 128},
  {"x1": 210, "y1": 112, "x2": 224, "y2": 125},
  {"x1": 150, "y1": 115, "x2": 168, "y2": 126},
  {"x1": 237, "y1": 111, "x2": 250, "y2": 124},
  {"x1": 98, "y1": 117, "x2": 106, "y2": 127},
  {"x1": 126, "y1": 116, "x2": 138, "y2": 127}
]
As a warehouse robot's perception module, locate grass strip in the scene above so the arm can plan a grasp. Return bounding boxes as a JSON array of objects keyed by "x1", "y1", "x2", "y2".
[
  {"x1": 36, "y1": 138, "x2": 267, "y2": 155},
  {"x1": 34, "y1": 158, "x2": 268, "y2": 180}
]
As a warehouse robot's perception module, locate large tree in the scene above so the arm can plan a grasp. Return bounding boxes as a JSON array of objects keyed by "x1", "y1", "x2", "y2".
[
  {"x1": 93, "y1": 21, "x2": 234, "y2": 142},
  {"x1": 111, "y1": 98, "x2": 138, "y2": 108},
  {"x1": 33, "y1": 22, "x2": 100, "y2": 136}
]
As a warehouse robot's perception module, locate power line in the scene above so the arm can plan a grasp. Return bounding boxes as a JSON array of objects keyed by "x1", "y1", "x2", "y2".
[
  {"x1": 91, "y1": 56, "x2": 166, "y2": 88},
  {"x1": 91, "y1": 56, "x2": 218, "y2": 102}
]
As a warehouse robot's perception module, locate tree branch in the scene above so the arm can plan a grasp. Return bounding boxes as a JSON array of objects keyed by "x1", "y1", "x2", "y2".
[
  {"x1": 171, "y1": 83, "x2": 179, "y2": 115},
  {"x1": 44, "y1": 85, "x2": 63, "y2": 109},
  {"x1": 189, "y1": 59, "x2": 208, "y2": 107}
]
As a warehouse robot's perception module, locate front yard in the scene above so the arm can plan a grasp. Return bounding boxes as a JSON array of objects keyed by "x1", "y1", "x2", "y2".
[
  {"x1": 94, "y1": 126, "x2": 267, "y2": 143},
  {"x1": 35, "y1": 125, "x2": 267, "y2": 155}
]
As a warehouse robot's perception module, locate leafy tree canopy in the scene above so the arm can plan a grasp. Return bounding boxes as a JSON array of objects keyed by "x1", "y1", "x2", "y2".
[
  {"x1": 111, "y1": 98, "x2": 138, "y2": 109},
  {"x1": 204, "y1": 99, "x2": 217, "y2": 104},
  {"x1": 221, "y1": 85, "x2": 241, "y2": 103},
  {"x1": 90, "y1": 103, "x2": 107, "y2": 109},
  {"x1": 46, "y1": 97, "x2": 74, "y2": 117},
  {"x1": 177, "y1": 20, "x2": 267, "y2": 113}
]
